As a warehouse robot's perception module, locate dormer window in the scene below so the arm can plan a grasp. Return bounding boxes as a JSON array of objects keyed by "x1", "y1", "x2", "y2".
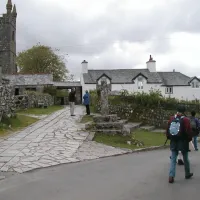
[
  {"x1": 138, "y1": 76, "x2": 143, "y2": 89},
  {"x1": 192, "y1": 82, "x2": 199, "y2": 88}
]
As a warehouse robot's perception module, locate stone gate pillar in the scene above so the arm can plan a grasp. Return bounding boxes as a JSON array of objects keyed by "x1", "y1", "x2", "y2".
[{"x1": 75, "y1": 87, "x2": 82, "y2": 104}]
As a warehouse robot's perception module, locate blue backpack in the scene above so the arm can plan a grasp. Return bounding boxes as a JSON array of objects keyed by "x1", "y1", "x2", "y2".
[{"x1": 168, "y1": 116, "x2": 184, "y2": 139}]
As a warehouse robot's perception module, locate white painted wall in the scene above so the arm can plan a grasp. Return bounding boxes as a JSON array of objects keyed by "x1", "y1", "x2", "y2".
[{"x1": 161, "y1": 86, "x2": 200, "y2": 101}]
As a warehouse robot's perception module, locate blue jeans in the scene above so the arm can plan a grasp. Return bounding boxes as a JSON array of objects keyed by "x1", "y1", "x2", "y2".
[
  {"x1": 193, "y1": 136, "x2": 198, "y2": 150},
  {"x1": 169, "y1": 150, "x2": 190, "y2": 177}
]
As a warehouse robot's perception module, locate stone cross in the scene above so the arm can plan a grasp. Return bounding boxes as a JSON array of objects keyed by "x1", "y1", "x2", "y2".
[{"x1": 100, "y1": 78, "x2": 110, "y2": 115}]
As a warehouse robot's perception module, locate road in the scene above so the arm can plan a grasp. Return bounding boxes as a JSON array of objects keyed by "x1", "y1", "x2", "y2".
[{"x1": 0, "y1": 149, "x2": 199, "y2": 200}]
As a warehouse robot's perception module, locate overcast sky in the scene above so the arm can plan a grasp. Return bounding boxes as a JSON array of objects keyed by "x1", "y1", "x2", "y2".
[{"x1": 1, "y1": 0, "x2": 200, "y2": 79}]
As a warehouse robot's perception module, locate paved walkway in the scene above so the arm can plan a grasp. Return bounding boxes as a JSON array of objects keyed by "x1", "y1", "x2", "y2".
[{"x1": 0, "y1": 106, "x2": 127, "y2": 173}]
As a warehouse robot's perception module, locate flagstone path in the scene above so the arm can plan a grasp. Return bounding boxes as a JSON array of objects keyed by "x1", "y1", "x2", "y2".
[{"x1": 0, "y1": 106, "x2": 127, "y2": 173}]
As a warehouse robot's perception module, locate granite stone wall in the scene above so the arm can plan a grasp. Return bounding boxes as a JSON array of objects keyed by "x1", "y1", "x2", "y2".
[
  {"x1": 15, "y1": 91, "x2": 54, "y2": 109},
  {"x1": 0, "y1": 78, "x2": 16, "y2": 122},
  {"x1": 108, "y1": 103, "x2": 175, "y2": 128}
]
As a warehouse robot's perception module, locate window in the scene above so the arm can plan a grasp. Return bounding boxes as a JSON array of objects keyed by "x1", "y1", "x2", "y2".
[
  {"x1": 12, "y1": 31, "x2": 15, "y2": 41},
  {"x1": 15, "y1": 88, "x2": 19, "y2": 95},
  {"x1": 191, "y1": 82, "x2": 199, "y2": 88},
  {"x1": 138, "y1": 81, "x2": 143, "y2": 89},
  {"x1": 25, "y1": 88, "x2": 36, "y2": 91},
  {"x1": 165, "y1": 87, "x2": 173, "y2": 94},
  {"x1": 137, "y1": 76, "x2": 143, "y2": 89}
]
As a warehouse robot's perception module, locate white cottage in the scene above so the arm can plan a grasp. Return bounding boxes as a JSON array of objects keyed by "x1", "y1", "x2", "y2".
[{"x1": 80, "y1": 56, "x2": 200, "y2": 101}]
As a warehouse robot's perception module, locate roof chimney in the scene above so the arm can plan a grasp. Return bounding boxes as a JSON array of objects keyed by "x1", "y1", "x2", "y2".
[
  {"x1": 81, "y1": 60, "x2": 88, "y2": 74},
  {"x1": 146, "y1": 55, "x2": 156, "y2": 72}
]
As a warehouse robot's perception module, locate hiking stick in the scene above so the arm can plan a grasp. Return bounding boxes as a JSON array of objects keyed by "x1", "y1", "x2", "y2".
[{"x1": 164, "y1": 138, "x2": 168, "y2": 146}]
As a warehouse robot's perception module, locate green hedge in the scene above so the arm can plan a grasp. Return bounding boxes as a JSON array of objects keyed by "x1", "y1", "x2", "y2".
[{"x1": 89, "y1": 89, "x2": 200, "y2": 113}]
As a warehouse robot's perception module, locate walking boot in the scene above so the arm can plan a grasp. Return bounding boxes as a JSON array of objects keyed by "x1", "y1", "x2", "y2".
[
  {"x1": 169, "y1": 177, "x2": 174, "y2": 183},
  {"x1": 185, "y1": 173, "x2": 193, "y2": 179}
]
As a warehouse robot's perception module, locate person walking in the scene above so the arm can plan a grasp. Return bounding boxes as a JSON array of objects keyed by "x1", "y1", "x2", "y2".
[
  {"x1": 83, "y1": 90, "x2": 90, "y2": 115},
  {"x1": 166, "y1": 105, "x2": 193, "y2": 183},
  {"x1": 190, "y1": 110, "x2": 200, "y2": 151},
  {"x1": 68, "y1": 88, "x2": 76, "y2": 116}
]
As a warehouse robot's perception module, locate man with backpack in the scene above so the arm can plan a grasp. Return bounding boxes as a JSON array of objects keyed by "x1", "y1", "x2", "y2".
[
  {"x1": 190, "y1": 110, "x2": 199, "y2": 151},
  {"x1": 166, "y1": 105, "x2": 193, "y2": 183}
]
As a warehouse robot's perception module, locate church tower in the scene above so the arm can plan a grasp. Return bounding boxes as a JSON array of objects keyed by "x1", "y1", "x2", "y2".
[{"x1": 0, "y1": 0, "x2": 17, "y2": 74}]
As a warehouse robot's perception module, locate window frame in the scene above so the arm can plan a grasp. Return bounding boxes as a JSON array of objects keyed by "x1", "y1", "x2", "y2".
[
  {"x1": 165, "y1": 87, "x2": 173, "y2": 94},
  {"x1": 191, "y1": 81, "x2": 199, "y2": 88}
]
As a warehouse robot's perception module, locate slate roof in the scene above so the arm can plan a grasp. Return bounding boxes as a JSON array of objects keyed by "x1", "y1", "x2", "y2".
[
  {"x1": 83, "y1": 69, "x2": 193, "y2": 86},
  {"x1": 5, "y1": 74, "x2": 54, "y2": 86},
  {"x1": 53, "y1": 81, "x2": 81, "y2": 87},
  {"x1": 157, "y1": 72, "x2": 191, "y2": 86},
  {"x1": 83, "y1": 69, "x2": 162, "y2": 84}
]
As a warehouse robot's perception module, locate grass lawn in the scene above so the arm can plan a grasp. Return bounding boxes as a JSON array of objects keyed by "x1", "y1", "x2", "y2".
[
  {"x1": 80, "y1": 115, "x2": 93, "y2": 123},
  {"x1": 93, "y1": 130, "x2": 170, "y2": 150},
  {"x1": 16, "y1": 105, "x2": 64, "y2": 115},
  {"x1": 0, "y1": 114, "x2": 39, "y2": 137}
]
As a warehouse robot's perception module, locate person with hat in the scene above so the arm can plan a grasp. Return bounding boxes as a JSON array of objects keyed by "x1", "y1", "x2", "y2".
[{"x1": 166, "y1": 104, "x2": 193, "y2": 183}]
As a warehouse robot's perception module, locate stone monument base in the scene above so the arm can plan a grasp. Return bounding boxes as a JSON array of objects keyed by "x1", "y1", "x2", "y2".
[{"x1": 90, "y1": 114, "x2": 141, "y2": 135}]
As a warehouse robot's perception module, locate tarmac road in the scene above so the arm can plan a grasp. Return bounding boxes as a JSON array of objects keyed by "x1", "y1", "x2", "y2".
[{"x1": 0, "y1": 149, "x2": 199, "y2": 200}]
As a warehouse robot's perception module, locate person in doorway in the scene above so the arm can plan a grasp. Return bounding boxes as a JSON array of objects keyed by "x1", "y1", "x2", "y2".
[
  {"x1": 190, "y1": 110, "x2": 200, "y2": 151},
  {"x1": 68, "y1": 88, "x2": 76, "y2": 116},
  {"x1": 166, "y1": 105, "x2": 193, "y2": 183},
  {"x1": 83, "y1": 90, "x2": 90, "y2": 115}
]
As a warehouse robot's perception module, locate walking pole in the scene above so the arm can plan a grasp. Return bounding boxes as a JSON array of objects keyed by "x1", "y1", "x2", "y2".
[{"x1": 164, "y1": 138, "x2": 168, "y2": 146}]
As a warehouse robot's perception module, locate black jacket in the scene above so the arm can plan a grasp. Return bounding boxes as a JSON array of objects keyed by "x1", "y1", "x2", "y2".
[{"x1": 69, "y1": 91, "x2": 76, "y2": 102}]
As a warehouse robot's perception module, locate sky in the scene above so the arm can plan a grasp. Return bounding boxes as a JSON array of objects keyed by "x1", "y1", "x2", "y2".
[{"x1": 1, "y1": 0, "x2": 200, "y2": 80}]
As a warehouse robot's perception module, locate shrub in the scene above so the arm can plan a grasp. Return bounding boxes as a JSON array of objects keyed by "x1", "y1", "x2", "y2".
[
  {"x1": 109, "y1": 89, "x2": 200, "y2": 113},
  {"x1": 43, "y1": 86, "x2": 57, "y2": 96}
]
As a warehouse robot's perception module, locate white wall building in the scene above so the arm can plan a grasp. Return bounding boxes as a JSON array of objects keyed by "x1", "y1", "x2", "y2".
[{"x1": 80, "y1": 56, "x2": 200, "y2": 101}]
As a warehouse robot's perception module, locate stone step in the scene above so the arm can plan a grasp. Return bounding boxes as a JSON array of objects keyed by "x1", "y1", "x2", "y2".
[
  {"x1": 93, "y1": 114, "x2": 118, "y2": 123},
  {"x1": 140, "y1": 126, "x2": 155, "y2": 131},
  {"x1": 123, "y1": 122, "x2": 142, "y2": 135},
  {"x1": 95, "y1": 120, "x2": 128, "y2": 129},
  {"x1": 95, "y1": 129, "x2": 122, "y2": 135}
]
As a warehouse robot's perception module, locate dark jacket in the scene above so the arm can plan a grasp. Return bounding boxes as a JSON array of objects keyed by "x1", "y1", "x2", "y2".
[
  {"x1": 190, "y1": 116, "x2": 200, "y2": 136},
  {"x1": 166, "y1": 114, "x2": 192, "y2": 152},
  {"x1": 69, "y1": 91, "x2": 76, "y2": 102}
]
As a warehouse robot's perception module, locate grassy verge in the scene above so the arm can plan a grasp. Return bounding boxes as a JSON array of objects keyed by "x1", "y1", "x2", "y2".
[
  {"x1": 0, "y1": 114, "x2": 39, "y2": 137},
  {"x1": 16, "y1": 105, "x2": 64, "y2": 115},
  {"x1": 93, "y1": 130, "x2": 169, "y2": 150},
  {"x1": 80, "y1": 115, "x2": 93, "y2": 123}
]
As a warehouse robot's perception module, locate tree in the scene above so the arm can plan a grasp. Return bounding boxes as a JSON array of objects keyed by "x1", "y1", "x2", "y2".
[
  {"x1": 66, "y1": 74, "x2": 75, "y2": 81},
  {"x1": 17, "y1": 44, "x2": 68, "y2": 81}
]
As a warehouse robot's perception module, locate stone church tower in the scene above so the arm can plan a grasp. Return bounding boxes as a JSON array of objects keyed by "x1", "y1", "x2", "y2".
[{"x1": 0, "y1": 0, "x2": 17, "y2": 74}]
